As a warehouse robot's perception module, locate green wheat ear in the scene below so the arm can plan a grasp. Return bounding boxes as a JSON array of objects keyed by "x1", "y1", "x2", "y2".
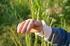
[
  {"x1": 28, "y1": 0, "x2": 53, "y2": 46},
  {"x1": 26, "y1": 0, "x2": 65, "y2": 46}
]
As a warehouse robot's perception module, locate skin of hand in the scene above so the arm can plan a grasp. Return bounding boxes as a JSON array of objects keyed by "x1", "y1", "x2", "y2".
[{"x1": 17, "y1": 19, "x2": 43, "y2": 34}]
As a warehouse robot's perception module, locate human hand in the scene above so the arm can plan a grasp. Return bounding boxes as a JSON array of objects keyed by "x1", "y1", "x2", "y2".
[{"x1": 17, "y1": 19, "x2": 43, "y2": 34}]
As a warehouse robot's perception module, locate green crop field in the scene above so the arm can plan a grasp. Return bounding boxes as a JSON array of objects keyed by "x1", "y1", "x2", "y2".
[{"x1": 0, "y1": 0, "x2": 70, "y2": 46}]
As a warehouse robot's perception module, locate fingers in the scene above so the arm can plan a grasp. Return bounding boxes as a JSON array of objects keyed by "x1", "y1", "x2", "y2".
[
  {"x1": 17, "y1": 19, "x2": 42, "y2": 33},
  {"x1": 17, "y1": 19, "x2": 34, "y2": 33},
  {"x1": 17, "y1": 19, "x2": 30, "y2": 33},
  {"x1": 26, "y1": 19, "x2": 34, "y2": 32},
  {"x1": 17, "y1": 21, "x2": 25, "y2": 33},
  {"x1": 26, "y1": 20, "x2": 42, "y2": 33},
  {"x1": 21, "y1": 19, "x2": 30, "y2": 33}
]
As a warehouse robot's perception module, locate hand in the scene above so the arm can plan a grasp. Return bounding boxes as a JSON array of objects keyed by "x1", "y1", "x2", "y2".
[
  {"x1": 17, "y1": 19, "x2": 52, "y2": 41},
  {"x1": 17, "y1": 19, "x2": 43, "y2": 34}
]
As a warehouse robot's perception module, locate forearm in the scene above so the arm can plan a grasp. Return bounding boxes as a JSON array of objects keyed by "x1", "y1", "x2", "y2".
[
  {"x1": 35, "y1": 20, "x2": 52, "y2": 41},
  {"x1": 35, "y1": 20, "x2": 67, "y2": 44}
]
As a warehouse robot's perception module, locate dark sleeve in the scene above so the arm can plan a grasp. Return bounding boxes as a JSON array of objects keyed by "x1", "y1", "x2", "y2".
[
  {"x1": 66, "y1": 32, "x2": 70, "y2": 43},
  {"x1": 48, "y1": 28, "x2": 67, "y2": 44}
]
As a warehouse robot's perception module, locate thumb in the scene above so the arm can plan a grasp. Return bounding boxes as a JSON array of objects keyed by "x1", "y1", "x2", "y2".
[{"x1": 30, "y1": 28, "x2": 38, "y2": 33}]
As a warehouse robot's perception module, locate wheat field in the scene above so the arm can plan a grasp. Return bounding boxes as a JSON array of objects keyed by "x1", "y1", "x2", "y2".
[{"x1": 0, "y1": 0, "x2": 70, "y2": 46}]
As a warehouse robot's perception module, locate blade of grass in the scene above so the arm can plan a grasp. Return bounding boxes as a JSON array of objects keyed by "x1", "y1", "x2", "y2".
[{"x1": 25, "y1": 33, "x2": 31, "y2": 46}]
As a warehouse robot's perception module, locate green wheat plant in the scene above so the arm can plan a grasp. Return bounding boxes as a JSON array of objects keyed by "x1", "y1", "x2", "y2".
[
  {"x1": 25, "y1": 0, "x2": 67, "y2": 46},
  {"x1": 26, "y1": 0, "x2": 54, "y2": 46},
  {"x1": 0, "y1": 0, "x2": 70, "y2": 46}
]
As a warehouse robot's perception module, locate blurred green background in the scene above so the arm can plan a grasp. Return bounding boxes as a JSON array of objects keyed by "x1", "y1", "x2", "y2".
[{"x1": 0, "y1": 0, "x2": 70, "y2": 46}]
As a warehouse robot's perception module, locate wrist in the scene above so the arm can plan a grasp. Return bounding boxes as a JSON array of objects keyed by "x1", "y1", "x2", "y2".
[{"x1": 35, "y1": 20, "x2": 52, "y2": 41}]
